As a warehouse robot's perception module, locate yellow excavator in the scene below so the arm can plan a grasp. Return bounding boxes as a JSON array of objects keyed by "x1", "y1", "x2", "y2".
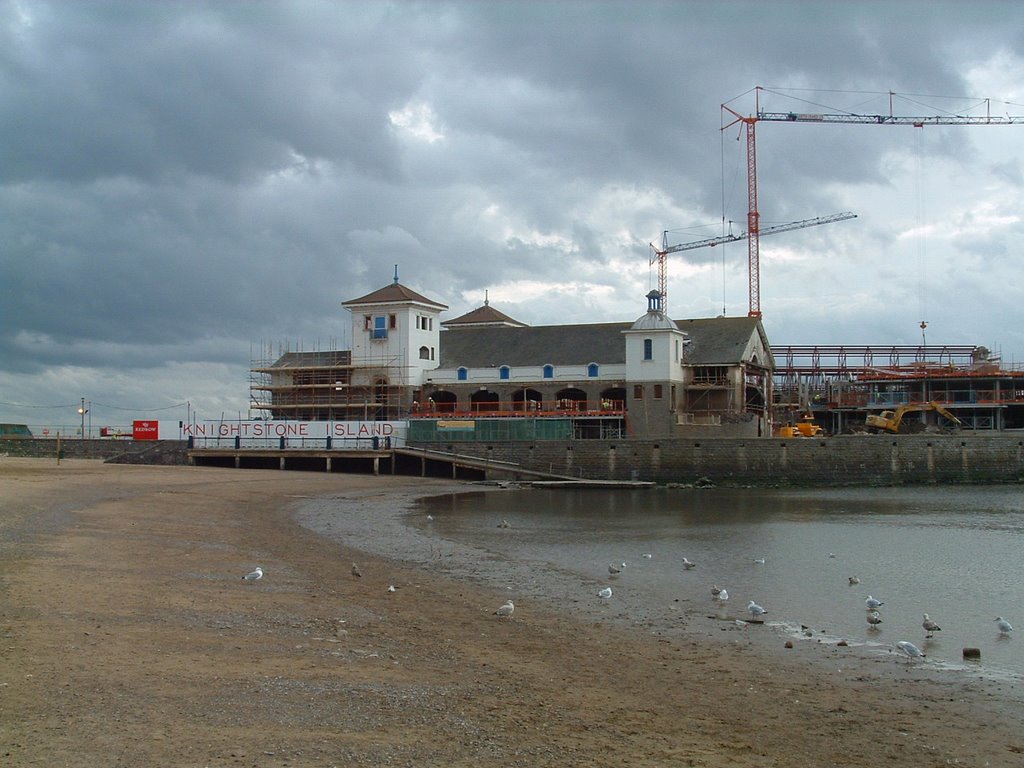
[{"x1": 865, "y1": 401, "x2": 962, "y2": 434}]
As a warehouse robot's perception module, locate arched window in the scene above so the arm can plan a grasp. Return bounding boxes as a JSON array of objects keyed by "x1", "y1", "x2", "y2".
[
  {"x1": 587, "y1": 363, "x2": 599, "y2": 377},
  {"x1": 543, "y1": 364, "x2": 554, "y2": 379},
  {"x1": 499, "y1": 366, "x2": 510, "y2": 380},
  {"x1": 457, "y1": 367, "x2": 468, "y2": 381},
  {"x1": 419, "y1": 346, "x2": 430, "y2": 360}
]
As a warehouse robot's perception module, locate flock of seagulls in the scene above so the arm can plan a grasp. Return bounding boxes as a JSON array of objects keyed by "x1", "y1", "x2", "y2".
[{"x1": 235, "y1": 520, "x2": 1016, "y2": 667}]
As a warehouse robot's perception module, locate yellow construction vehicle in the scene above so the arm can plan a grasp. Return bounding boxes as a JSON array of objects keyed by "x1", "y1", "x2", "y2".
[
  {"x1": 775, "y1": 413, "x2": 824, "y2": 438},
  {"x1": 865, "y1": 401, "x2": 962, "y2": 434}
]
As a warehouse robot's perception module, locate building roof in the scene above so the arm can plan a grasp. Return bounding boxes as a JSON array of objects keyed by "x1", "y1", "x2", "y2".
[
  {"x1": 440, "y1": 322, "x2": 628, "y2": 367},
  {"x1": 676, "y1": 316, "x2": 774, "y2": 367},
  {"x1": 442, "y1": 302, "x2": 527, "y2": 328},
  {"x1": 267, "y1": 350, "x2": 352, "y2": 369},
  {"x1": 438, "y1": 315, "x2": 772, "y2": 368},
  {"x1": 342, "y1": 282, "x2": 448, "y2": 310}
]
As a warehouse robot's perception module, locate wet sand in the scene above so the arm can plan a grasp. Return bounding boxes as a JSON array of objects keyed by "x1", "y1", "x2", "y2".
[{"x1": 1, "y1": 458, "x2": 1021, "y2": 766}]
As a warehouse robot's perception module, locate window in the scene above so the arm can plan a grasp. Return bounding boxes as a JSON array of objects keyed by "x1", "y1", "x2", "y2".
[
  {"x1": 500, "y1": 366, "x2": 510, "y2": 380},
  {"x1": 587, "y1": 363, "x2": 599, "y2": 377},
  {"x1": 372, "y1": 316, "x2": 387, "y2": 339},
  {"x1": 389, "y1": 314, "x2": 397, "y2": 330},
  {"x1": 457, "y1": 367, "x2": 468, "y2": 381},
  {"x1": 643, "y1": 339, "x2": 653, "y2": 360},
  {"x1": 653, "y1": 384, "x2": 663, "y2": 399},
  {"x1": 364, "y1": 315, "x2": 372, "y2": 330},
  {"x1": 419, "y1": 346, "x2": 430, "y2": 360},
  {"x1": 543, "y1": 364, "x2": 554, "y2": 379},
  {"x1": 633, "y1": 384, "x2": 644, "y2": 399}
]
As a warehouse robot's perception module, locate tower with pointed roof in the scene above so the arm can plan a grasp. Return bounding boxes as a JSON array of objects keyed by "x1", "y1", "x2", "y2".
[{"x1": 341, "y1": 266, "x2": 448, "y2": 389}]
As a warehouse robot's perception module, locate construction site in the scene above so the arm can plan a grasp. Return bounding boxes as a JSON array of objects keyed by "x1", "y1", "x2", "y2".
[{"x1": 249, "y1": 88, "x2": 1024, "y2": 438}]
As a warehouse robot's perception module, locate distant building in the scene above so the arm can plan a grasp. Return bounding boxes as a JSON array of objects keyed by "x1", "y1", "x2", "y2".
[{"x1": 251, "y1": 277, "x2": 774, "y2": 439}]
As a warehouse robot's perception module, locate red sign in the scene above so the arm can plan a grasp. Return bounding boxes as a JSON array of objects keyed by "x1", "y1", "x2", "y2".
[{"x1": 133, "y1": 420, "x2": 159, "y2": 441}]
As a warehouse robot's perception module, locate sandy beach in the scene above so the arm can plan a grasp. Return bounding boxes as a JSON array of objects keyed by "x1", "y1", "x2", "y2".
[{"x1": 1, "y1": 458, "x2": 1021, "y2": 767}]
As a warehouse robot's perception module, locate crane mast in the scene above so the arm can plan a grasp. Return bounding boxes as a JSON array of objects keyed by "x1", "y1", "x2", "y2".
[{"x1": 721, "y1": 87, "x2": 1024, "y2": 318}]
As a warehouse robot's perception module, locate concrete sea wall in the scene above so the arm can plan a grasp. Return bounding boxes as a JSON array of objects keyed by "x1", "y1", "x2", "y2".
[
  {"x1": 407, "y1": 435, "x2": 1024, "y2": 486},
  {"x1": 5, "y1": 435, "x2": 1024, "y2": 486}
]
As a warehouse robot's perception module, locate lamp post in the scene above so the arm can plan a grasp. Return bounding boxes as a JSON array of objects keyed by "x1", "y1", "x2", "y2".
[{"x1": 78, "y1": 398, "x2": 89, "y2": 439}]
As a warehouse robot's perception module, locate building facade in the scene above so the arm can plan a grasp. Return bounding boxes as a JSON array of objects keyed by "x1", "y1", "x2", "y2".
[{"x1": 251, "y1": 279, "x2": 775, "y2": 439}]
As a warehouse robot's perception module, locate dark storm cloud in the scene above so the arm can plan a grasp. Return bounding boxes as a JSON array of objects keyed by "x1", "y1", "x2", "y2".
[{"x1": 3, "y1": 0, "x2": 1024, "y2": 426}]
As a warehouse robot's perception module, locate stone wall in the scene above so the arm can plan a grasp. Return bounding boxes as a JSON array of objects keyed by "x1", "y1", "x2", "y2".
[
  {"x1": 406, "y1": 434, "x2": 1024, "y2": 486},
  {"x1": 0, "y1": 438, "x2": 189, "y2": 465},
  {"x1": 7, "y1": 435, "x2": 1023, "y2": 486}
]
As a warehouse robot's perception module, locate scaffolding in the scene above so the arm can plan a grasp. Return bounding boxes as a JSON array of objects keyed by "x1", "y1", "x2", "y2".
[
  {"x1": 772, "y1": 344, "x2": 1024, "y2": 431},
  {"x1": 249, "y1": 340, "x2": 414, "y2": 421}
]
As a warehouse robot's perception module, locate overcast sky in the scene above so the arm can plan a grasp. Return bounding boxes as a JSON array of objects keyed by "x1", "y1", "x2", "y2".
[{"x1": 3, "y1": 0, "x2": 1024, "y2": 430}]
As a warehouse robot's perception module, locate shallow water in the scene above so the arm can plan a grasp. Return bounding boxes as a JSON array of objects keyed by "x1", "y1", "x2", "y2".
[{"x1": 417, "y1": 484, "x2": 1023, "y2": 678}]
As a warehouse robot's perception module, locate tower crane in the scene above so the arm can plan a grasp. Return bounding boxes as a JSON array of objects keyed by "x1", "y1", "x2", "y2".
[
  {"x1": 721, "y1": 87, "x2": 1024, "y2": 318},
  {"x1": 650, "y1": 212, "x2": 856, "y2": 314}
]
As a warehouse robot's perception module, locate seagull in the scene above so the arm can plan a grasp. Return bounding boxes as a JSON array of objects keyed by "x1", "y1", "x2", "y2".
[
  {"x1": 242, "y1": 566, "x2": 263, "y2": 581},
  {"x1": 641, "y1": 553, "x2": 653, "y2": 559},
  {"x1": 995, "y1": 616, "x2": 1014, "y2": 635},
  {"x1": 608, "y1": 562, "x2": 626, "y2": 575},
  {"x1": 426, "y1": 514, "x2": 434, "y2": 521},
  {"x1": 497, "y1": 519, "x2": 511, "y2": 528},
  {"x1": 848, "y1": 576, "x2": 860, "y2": 585},
  {"x1": 597, "y1": 586, "x2": 613, "y2": 599},
  {"x1": 828, "y1": 552, "x2": 836, "y2": 558},
  {"x1": 351, "y1": 563, "x2": 362, "y2": 578},
  {"x1": 753, "y1": 557, "x2": 766, "y2": 565},
  {"x1": 386, "y1": 584, "x2": 396, "y2": 593},
  {"x1": 865, "y1": 595, "x2": 884, "y2": 610},
  {"x1": 896, "y1": 640, "x2": 926, "y2": 660},
  {"x1": 747, "y1": 600, "x2": 767, "y2": 619},
  {"x1": 710, "y1": 585, "x2": 722, "y2": 597},
  {"x1": 717, "y1": 588, "x2": 729, "y2": 601},
  {"x1": 922, "y1": 613, "x2": 942, "y2": 637},
  {"x1": 866, "y1": 610, "x2": 883, "y2": 629},
  {"x1": 682, "y1": 557, "x2": 696, "y2": 570},
  {"x1": 494, "y1": 600, "x2": 514, "y2": 617}
]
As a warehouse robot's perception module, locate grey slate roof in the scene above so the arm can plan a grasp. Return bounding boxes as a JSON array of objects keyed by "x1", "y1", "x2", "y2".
[
  {"x1": 440, "y1": 322, "x2": 628, "y2": 367},
  {"x1": 676, "y1": 316, "x2": 774, "y2": 367},
  {"x1": 269, "y1": 350, "x2": 352, "y2": 368},
  {"x1": 438, "y1": 316, "x2": 774, "y2": 369}
]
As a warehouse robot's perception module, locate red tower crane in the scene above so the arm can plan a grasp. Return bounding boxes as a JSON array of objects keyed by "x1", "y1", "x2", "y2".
[
  {"x1": 650, "y1": 211, "x2": 856, "y2": 314},
  {"x1": 721, "y1": 87, "x2": 1024, "y2": 318}
]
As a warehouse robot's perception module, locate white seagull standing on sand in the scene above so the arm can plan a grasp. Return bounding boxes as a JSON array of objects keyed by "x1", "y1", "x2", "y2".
[
  {"x1": 608, "y1": 562, "x2": 625, "y2": 575},
  {"x1": 995, "y1": 616, "x2": 1014, "y2": 635},
  {"x1": 717, "y1": 588, "x2": 729, "y2": 602},
  {"x1": 682, "y1": 557, "x2": 696, "y2": 570},
  {"x1": 848, "y1": 576, "x2": 860, "y2": 585},
  {"x1": 753, "y1": 557, "x2": 766, "y2": 565},
  {"x1": 597, "y1": 587, "x2": 613, "y2": 599},
  {"x1": 922, "y1": 613, "x2": 942, "y2": 637},
  {"x1": 866, "y1": 610, "x2": 883, "y2": 629},
  {"x1": 242, "y1": 566, "x2": 263, "y2": 582},
  {"x1": 896, "y1": 640, "x2": 926, "y2": 660},
  {"x1": 747, "y1": 600, "x2": 767, "y2": 619},
  {"x1": 494, "y1": 600, "x2": 514, "y2": 617},
  {"x1": 865, "y1": 595, "x2": 884, "y2": 610}
]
